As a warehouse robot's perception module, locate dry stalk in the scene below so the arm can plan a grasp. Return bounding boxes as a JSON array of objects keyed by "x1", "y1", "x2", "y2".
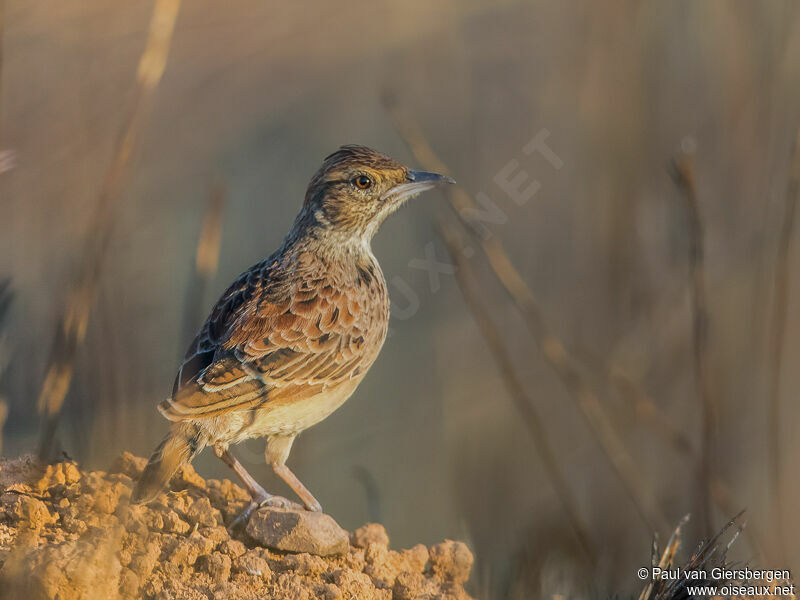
[
  {"x1": 36, "y1": 0, "x2": 183, "y2": 461},
  {"x1": 637, "y1": 515, "x2": 690, "y2": 600},
  {"x1": 182, "y1": 183, "x2": 225, "y2": 344},
  {"x1": 575, "y1": 338, "x2": 766, "y2": 556},
  {"x1": 670, "y1": 154, "x2": 715, "y2": 536},
  {"x1": 0, "y1": 280, "x2": 12, "y2": 456},
  {"x1": 0, "y1": 0, "x2": 4, "y2": 144},
  {"x1": 440, "y1": 220, "x2": 596, "y2": 565},
  {"x1": 0, "y1": 400, "x2": 7, "y2": 456},
  {"x1": 765, "y1": 129, "x2": 800, "y2": 559},
  {"x1": 638, "y1": 513, "x2": 745, "y2": 600},
  {"x1": 0, "y1": 0, "x2": 14, "y2": 175},
  {"x1": 607, "y1": 368, "x2": 695, "y2": 458},
  {"x1": 387, "y1": 99, "x2": 669, "y2": 536}
]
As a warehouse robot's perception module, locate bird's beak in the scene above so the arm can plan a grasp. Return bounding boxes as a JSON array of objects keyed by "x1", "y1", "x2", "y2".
[
  {"x1": 382, "y1": 170, "x2": 455, "y2": 203},
  {"x1": 407, "y1": 170, "x2": 456, "y2": 185}
]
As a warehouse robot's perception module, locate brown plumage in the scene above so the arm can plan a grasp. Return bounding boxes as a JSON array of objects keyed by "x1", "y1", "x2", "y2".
[{"x1": 132, "y1": 145, "x2": 454, "y2": 518}]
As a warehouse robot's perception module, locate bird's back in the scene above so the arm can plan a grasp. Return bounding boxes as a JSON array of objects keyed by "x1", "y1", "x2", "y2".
[{"x1": 158, "y1": 243, "x2": 389, "y2": 441}]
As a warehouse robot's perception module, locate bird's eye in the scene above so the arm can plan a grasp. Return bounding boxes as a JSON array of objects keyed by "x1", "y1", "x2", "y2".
[{"x1": 353, "y1": 175, "x2": 372, "y2": 190}]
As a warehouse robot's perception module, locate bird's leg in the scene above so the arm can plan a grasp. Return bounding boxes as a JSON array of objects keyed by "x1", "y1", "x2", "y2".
[
  {"x1": 267, "y1": 435, "x2": 323, "y2": 512},
  {"x1": 214, "y1": 444, "x2": 301, "y2": 528},
  {"x1": 215, "y1": 445, "x2": 271, "y2": 502},
  {"x1": 272, "y1": 463, "x2": 323, "y2": 512}
]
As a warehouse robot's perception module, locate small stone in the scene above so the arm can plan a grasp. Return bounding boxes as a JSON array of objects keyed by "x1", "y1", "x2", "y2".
[
  {"x1": 331, "y1": 569, "x2": 384, "y2": 599},
  {"x1": 93, "y1": 481, "x2": 128, "y2": 514},
  {"x1": 173, "y1": 463, "x2": 205, "y2": 491},
  {"x1": 118, "y1": 567, "x2": 140, "y2": 598},
  {"x1": 12, "y1": 495, "x2": 55, "y2": 530},
  {"x1": 428, "y1": 540, "x2": 474, "y2": 584},
  {"x1": 143, "y1": 510, "x2": 164, "y2": 531},
  {"x1": 233, "y1": 550, "x2": 272, "y2": 581},
  {"x1": 350, "y1": 523, "x2": 389, "y2": 548},
  {"x1": 162, "y1": 510, "x2": 190, "y2": 534},
  {"x1": 186, "y1": 496, "x2": 221, "y2": 527},
  {"x1": 165, "y1": 492, "x2": 190, "y2": 514},
  {"x1": 282, "y1": 552, "x2": 328, "y2": 575},
  {"x1": 403, "y1": 544, "x2": 429, "y2": 573},
  {"x1": 62, "y1": 513, "x2": 88, "y2": 535},
  {"x1": 246, "y1": 507, "x2": 349, "y2": 557},
  {"x1": 75, "y1": 492, "x2": 95, "y2": 513},
  {"x1": 63, "y1": 462, "x2": 81, "y2": 485},
  {"x1": 218, "y1": 539, "x2": 246, "y2": 558},
  {"x1": 33, "y1": 464, "x2": 64, "y2": 493},
  {"x1": 393, "y1": 571, "x2": 439, "y2": 600},
  {"x1": 169, "y1": 534, "x2": 215, "y2": 566},
  {"x1": 200, "y1": 553, "x2": 232, "y2": 583},
  {"x1": 129, "y1": 540, "x2": 161, "y2": 580},
  {"x1": 109, "y1": 452, "x2": 147, "y2": 479},
  {"x1": 200, "y1": 525, "x2": 230, "y2": 546}
]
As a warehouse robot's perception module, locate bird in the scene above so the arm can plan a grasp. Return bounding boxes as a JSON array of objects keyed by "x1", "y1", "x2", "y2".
[{"x1": 132, "y1": 144, "x2": 454, "y2": 521}]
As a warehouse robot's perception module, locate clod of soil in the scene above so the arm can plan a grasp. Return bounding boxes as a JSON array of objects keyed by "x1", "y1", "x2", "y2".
[{"x1": 0, "y1": 453, "x2": 475, "y2": 600}]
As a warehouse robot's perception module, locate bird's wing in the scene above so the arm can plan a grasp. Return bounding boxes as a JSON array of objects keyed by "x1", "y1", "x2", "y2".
[{"x1": 159, "y1": 256, "x2": 378, "y2": 421}]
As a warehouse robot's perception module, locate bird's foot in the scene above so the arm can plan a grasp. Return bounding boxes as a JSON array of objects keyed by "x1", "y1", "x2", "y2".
[
  {"x1": 299, "y1": 496, "x2": 323, "y2": 513},
  {"x1": 227, "y1": 493, "x2": 305, "y2": 531},
  {"x1": 260, "y1": 494, "x2": 305, "y2": 511}
]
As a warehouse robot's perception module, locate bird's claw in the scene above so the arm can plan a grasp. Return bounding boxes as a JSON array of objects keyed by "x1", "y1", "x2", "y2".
[
  {"x1": 227, "y1": 494, "x2": 305, "y2": 531},
  {"x1": 228, "y1": 501, "x2": 257, "y2": 531},
  {"x1": 260, "y1": 495, "x2": 305, "y2": 511}
]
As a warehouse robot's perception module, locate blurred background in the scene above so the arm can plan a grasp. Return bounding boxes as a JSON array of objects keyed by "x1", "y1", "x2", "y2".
[{"x1": 2, "y1": 1, "x2": 800, "y2": 597}]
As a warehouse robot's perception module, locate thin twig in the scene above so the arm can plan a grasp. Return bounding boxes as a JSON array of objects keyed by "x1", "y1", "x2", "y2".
[
  {"x1": 670, "y1": 154, "x2": 715, "y2": 536},
  {"x1": 440, "y1": 220, "x2": 597, "y2": 565},
  {"x1": 388, "y1": 99, "x2": 768, "y2": 555},
  {"x1": 387, "y1": 99, "x2": 669, "y2": 536},
  {"x1": 352, "y1": 465, "x2": 382, "y2": 524},
  {"x1": 0, "y1": 0, "x2": 5, "y2": 146},
  {"x1": 0, "y1": 0, "x2": 14, "y2": 176},
  {"x1": 637, "y1": 515, "x2": 690, "y2": 600},
  {"x1": 766, "y1": 129, "x2": 800, "y2": 559},
  {"x1": 639, "y1": 512, "x2": 746, "y2": 600},
  {"x1": 37, "y1": 0, "x2": 183, "y2": 461},
  {"x1": 182, "y1": 183, "x2": 225, "y2": 345},
  {"x1": 607, "y1": 368, "x2": 695, "y2": 458},
  {"x1": 574, "y1": 337, "x2": 767, "y2": 556},
  {"x1": 0, "y1": 400, "x2": 6, "y2": 456},
  {"x1": 0, "y1": 280, "x2": 10, "y2": 456}
]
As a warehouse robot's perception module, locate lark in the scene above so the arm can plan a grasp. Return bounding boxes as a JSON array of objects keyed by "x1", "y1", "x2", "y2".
[{"x1": 132, "y1": 145, "x2": 453, "y2": 520}]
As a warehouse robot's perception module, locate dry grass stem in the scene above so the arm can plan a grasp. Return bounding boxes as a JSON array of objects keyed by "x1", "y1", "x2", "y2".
[
  {"x1": 182, "y1": 183, "x2": 226, "y2": 343},
  {"x1": 0, "y1": 280, "x2": 11, "y2": 456},
  {"x1": 0, "y1": 400, "x2": 6, "y2": 455},
  {"x1": 637, "y1": 514, "x2": 690, "y2": 600},
  {"x1": 638, "y1": 513, "x2": 746, "y2": 600},
  {"x1": 669, "y1": 153, "x2": 715, "y2": 536},
  {"x1": 765, "y1": 129, "x2": 800, "y2": 560},
  {"x1": 388, "y1": 99, "x2": 669, "y2": 536},
  {"x1": 0, "y1": 0, "x2": 5, "y2": 145},
  {"x1": 36, "y1": 0, "x2": 183, "y2": 461},
  {"x1": 439, "y1": 220, "x2": 597, "y2": 565}
]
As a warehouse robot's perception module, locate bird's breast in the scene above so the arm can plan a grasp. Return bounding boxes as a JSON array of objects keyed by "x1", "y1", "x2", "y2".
[{"x1": 227, "y1": 377, "x2": 363, "y2": 442}]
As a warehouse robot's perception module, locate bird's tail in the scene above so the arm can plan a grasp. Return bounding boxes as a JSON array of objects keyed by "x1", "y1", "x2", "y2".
[{"x1": 131, "y1": 423, "x2": 205, "y2": 504}]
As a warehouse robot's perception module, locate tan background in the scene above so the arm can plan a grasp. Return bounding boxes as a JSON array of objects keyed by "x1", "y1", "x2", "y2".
[{"x1": 2, "y1": 1, "x2": 800, "y2": 597}]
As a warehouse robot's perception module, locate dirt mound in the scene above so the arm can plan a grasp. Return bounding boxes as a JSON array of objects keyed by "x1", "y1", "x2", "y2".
[{"x1": 0, "y1": 453, "x2": 474, "y2": 600}]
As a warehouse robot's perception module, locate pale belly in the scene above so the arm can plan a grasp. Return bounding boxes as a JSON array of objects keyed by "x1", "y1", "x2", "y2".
[{"x1": 200, "y1": 377, "x2": 362, "y2": 445}]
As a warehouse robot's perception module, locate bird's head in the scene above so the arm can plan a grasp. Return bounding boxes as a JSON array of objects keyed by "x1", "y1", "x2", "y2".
[{"x1": 301, "y1": 145, "x2": 454, "y2": 242}]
